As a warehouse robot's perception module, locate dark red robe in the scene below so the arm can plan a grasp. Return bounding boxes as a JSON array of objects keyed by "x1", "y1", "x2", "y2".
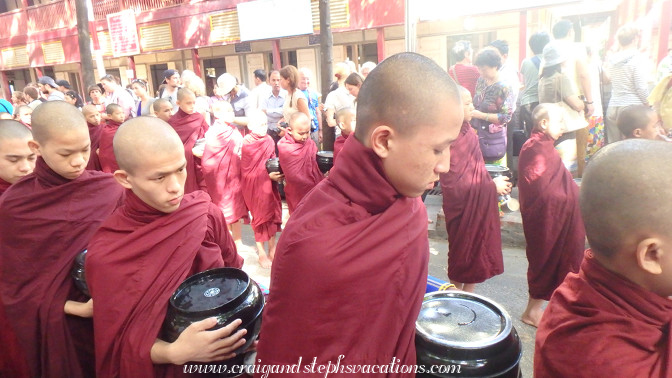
[
  {"x1": 439, "y1": 121, "x2": 503, "y2": 283},
  {"x1": 0, "y1": 157, "x2": 124, "y2": 378},
  {"x1": 535, "y1": 250, "x2": 672, "y2": 377},
  {"x1": 255, "y1": 136, "x2": 429, "y2": 377},
  {"x1": 333, "y1": 133, "x2": 348, "y2": 164},
  {"x1": 98, "y1": 119, "x2": 122, "y2": 173},
  {"x1": 168, "y1": 109, "x2": 208, "y2": 194},
  {"x1": 241, "y1": 132, "x2": 282, "y2": 242},
  {"x1": 0, "y1": 178, "x2": 10, "y2": 195},
  {"x1": 86, "y1": 190, "x2": 242, "y2": 378},
  {"x1": 86, "y1": 120, "x2": 102, "y2": 171},
  {"x1": 518, "y1": 131, "x2": 585, "y2": 300},
  {"x1": 277, "y1": 133, "x2": 323, "y2": 213},
  {"x1": 201, "y1": 120, "x2": 248, "y2": 224}
]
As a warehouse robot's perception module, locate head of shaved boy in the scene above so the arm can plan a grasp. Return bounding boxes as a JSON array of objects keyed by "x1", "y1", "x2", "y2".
[
  {"x1": 617, "y1": 105, "x2": 664, "y2": 141},
  {"x1": 0, "y1": 120, "x2": 35, "y2": 187},
  {"x1": 532, "y1": 103, "x2": 566, "y2": 141},
  {"x1": 176, "y1": 88, "x2": 196, "y2": 115},
  {"x1": 82, "y1": 104, "x2": 101, "y2": 126},
  {"x1": 335, "y1": 107, "x2": 356, "y2": 136},
  {"x1": 29, "y1": 101, "x2": 91, "y2": 180},
  {"x1": 287, "y1": 112, "x2": 311, "y2": 144},
  {"x1": 153, "y1": 98, "x2": 173, "y2": 122},
  {"x1": 212, "y1": 100, "x2": 235, "y2": 124},
  {"x1": 106, "y1": 103, "x2": 125, "y2": 124},
  {"x1": 354, "y1": 52, "x2": 463, "y2": 198}
]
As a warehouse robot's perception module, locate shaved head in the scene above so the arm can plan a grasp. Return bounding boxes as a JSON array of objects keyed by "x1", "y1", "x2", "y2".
[
  {"x1": 581, "y1": 139, "x2": 672, "y2": 257},
  {"x1": 81, "y1": 104, "x2": 98, "y2": 117},
  {"x1": 0, "y1": 119, "x2": 32, "y2": 141},
  {"x1": 355, "y1": 52, "x2": 461, "y2": 143},
  {"x1": 177, "y1": 88, "x2": 195, "y2": 101},
  {"x1": 113, "y1": 116, "x2": 183, "y2": 173},
  {"x1": 31, "y1": 101, "x2": 88, "y2": 144},
  {"x1": 247, "y1": 110, "x2": 268, "y2": 136}
]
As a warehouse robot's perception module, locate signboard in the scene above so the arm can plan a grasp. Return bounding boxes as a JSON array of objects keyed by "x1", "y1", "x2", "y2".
[
  {"x1": 237, "y1": 0, "x2": 313, "y2": 41},
  {"x1": 107, "y1": 10, "x2": 141, "y2": 57}
]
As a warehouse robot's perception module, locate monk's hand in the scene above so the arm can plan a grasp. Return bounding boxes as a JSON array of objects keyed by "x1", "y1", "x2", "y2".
[
  {"x1": 192, "y1": 146, "x2": 204, "y2": 158},
  {"x1": 493, "y1": 176, "x2": 512, "y2": 196},
  {"x1": 64, "y1": 298, "x2": 93, "y2": 318},
  {"x1": 269, "y1": 172, "x2": 284, "y2": 182},
  {"x1": 169, "y1": 317, "x2": 247, "y2": 365}
]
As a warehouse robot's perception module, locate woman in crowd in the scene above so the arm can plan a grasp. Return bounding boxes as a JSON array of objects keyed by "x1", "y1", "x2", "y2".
[
  {"x1": 448, "y1": 40, "x2": 480, "y2": 97},
  {"x1": 279, "y1": 65, "x2": 309, "y2": 122},
  {"x1": 65, "y1": 91, "x2": 84, "y2": 109},
  {"x1": 344, "y1": 72, "x2": 363, "y2": 106},
  {"x1": 471, "y1": 49, "x2": 513, "y2": 165},
  {"x1": 131, "y1": 79, "x2": 155, "y2": 117},
  {"x1": 11, "y1": 91, "x2": 28, "y2": 107}
]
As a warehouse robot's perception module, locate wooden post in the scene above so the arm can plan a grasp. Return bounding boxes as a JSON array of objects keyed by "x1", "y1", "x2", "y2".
[{"x1": 319, "y1": 0, "x2": 334, "y2": 151}]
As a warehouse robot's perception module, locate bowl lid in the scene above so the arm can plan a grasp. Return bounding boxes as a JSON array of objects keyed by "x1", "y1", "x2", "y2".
[
  {"x1": 316, "y1": 151, "x2": 333, "y2": 158},
  {"x1": 484, "y1": 164, "x2": 509, "y2": 173},
  {"x1": 170, "y1": 268, "x2": 250, "y2": 313},
  {"x1": 416, "y1": 291, "x2": 512, "y2": 349}
]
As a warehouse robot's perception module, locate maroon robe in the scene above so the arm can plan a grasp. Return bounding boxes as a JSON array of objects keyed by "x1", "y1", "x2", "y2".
[
  {"x1": 0, "y1": 178, "x2": 10, "y2": 195},
  {"x1": 518, "y1": 131, "x2": 585, "y2": 300},
  {"x1": 86, "y1": 120, "x2": 102, "y2": 171},
  {"x1": 333, "y1": 133, "x2": 348, "y2": 164},
  {"x1": 255, "y1": 136, "x2": 428, "y2": 377},
  {"x1": 201, "y1": 120, "x2": 248, "y2": 224},
  {"x1": 535, "y1": 250, "x2": 672, "y2": 377},
  {"x1": 86, "y1": 190, "x2": 242, "y2": 378},
  {"x1": 439, "y1": 121, "x2": 503, "y2": 283},
  {"x1": 241, "y1": 132, "x2": 282, "y2": 242},
  {"x1": 168, "y1": 109, "x2": 208, "y2": 194},
  {"x1": 277, "y1": 133, "x2": 323, "y2": 213},
  {"x1": 0, "y1": 157, "x2": 124, "y2": 378},
  {"x1": 98, "y1": 119, "x2": 122, "y2": 173}
]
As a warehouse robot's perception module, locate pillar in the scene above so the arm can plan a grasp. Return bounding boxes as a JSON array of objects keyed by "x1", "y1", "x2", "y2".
[
  {"x1": 191, "y1": 49, "x2": 202, "y2": 77},
  {"x1": 272, "y1": 40, "x2": 281, "y2": 70},
  {"x1": 377, "y1": 28, "x2": 385, "y2": 63}
]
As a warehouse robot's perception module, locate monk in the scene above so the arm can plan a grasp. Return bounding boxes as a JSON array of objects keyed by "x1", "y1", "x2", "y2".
[
  {"x1": 535, "y1": 139, "x2": 672, "y2": 377},
  {"x1": 97, "y1": 103, "x2": 125, "y2": 173},
  {"x1": 0, "y1": 120, "x2": 35, "y2": 194},
  {"x1": 0, "y1": 120, "x2": 35, "y2": 378},
  {"x1": 168, "y1": 88, "x2": 208, "y2": 194},
  {"x1": 0, "y1": 101, "x2": 124, "y2": 377},
  {"x1": 518, "y1": 103, "x2": 586, "y2": 327},
  {"x1": 241, "y1": 111, "x2": 283, "y2": 269},
  {"x1": 82, "y1": 104, "x2": 102, "y2": 171},
  {"x1": 153, "y1": 98, "x2": 173, "y2": 122},
  {"x1": 439, "y1": 86, "x2": 509, "y2": 292},
  {"x1": 86, "y1": 117, "x2": 245, "y2": 377},
  {"x1": 199, "y1": 101, "x2": 248, "y2": 246},
  {"x1": 617, "y1": 104, "x2": 666, "y2": 141},
  {"x1": 277, "y1": 111, "x2": 323, "y2": 214},
  {"x1": 255, "y1": 52, "x2": 462, "y2": 376},
  {"x1": 332, "y1": 106, "x2": 355, "y2": 163}
]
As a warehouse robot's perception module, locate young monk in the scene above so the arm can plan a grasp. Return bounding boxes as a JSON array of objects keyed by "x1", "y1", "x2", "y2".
[
  {"x1": 332, "y1": 106, "x2": 355, "y2": 163},
  {"x1": 0, "y1": 120, "x2": 35, "y2": 194},
  {"x1": 200, "y1": 101, "x2": 248, "y2": 246},
  {"x1": 97, "y1": 103, "x2": 125, "y2": 173},
  {"x1": 0, "y1": 120, "x2": 34, "y2": 378},
  {"x1": 168, "y1": 88, "x2": 208, "y2": 194},
  {"x1": 277, "y1": 111, "x2": 323, "y2": 214},
  {"x1": 518, "y1": 103, "x2": 586, "y2": 327},
  {"x1": 86, "y1": 117, "x2": 245, "y2": 377},
  {"x1": 255, "y1": 52, "x2": 463, "y2": 375},
  {"x1": 82, "y1": 104, "x2": 102, "y2": 171},
  {"x1": 439, "y1": 86, "x2": 510, "y2": 292},
  {"x1": 153, "y1": 98, "x2": 173, "y2": 122},
  {"x1": 617, "y1": 104, "x2": 666, "y2": 140},
  {"x1": 535, "y1": 139, "x2": 672, "y2": 377},
  {"x1": 0, "y1": 101, "x2": 124, "y2": 377},
  {"x1": 241, "y1": 111, "x2": 283, "y2": 269}
]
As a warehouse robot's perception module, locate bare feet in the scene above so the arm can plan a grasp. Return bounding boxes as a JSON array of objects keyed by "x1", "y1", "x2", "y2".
[
  {"x1": 521, "y1": 298, "x2": 545, "y2": 327},
  {"x1": 258, "y1": 254, "x2": 272, "y2": 269}
]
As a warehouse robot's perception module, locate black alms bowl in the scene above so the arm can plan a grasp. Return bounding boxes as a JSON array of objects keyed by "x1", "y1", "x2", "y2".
[
  {"x1": 415, "y1": 291, "x2": 522, "y2": 377},
  {"x1": 266, "y1": 158, "x2": 282, "y2": 174},
  {"x1": 71, "y1": 249, "x2": 90, "y2": 297},
  {"x1": 316, "y1": 150, "x2": 333, "y2": 173},
  {"x1": 485, "y1": 164, "x2": 512, "y2": 180},
  {"x1": 161, "y1": 268, "x2": 264, "y2": 355}
]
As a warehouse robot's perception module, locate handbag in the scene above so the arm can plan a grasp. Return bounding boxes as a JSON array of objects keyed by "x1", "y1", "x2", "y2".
[{"x1": 553, "y1": 74, "x2": 588, "y2": 132}]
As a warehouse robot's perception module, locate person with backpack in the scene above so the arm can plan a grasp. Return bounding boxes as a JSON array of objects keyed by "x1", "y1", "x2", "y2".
[{"x1": 519, "y1": 32, "x2": 551, "y2": 137}]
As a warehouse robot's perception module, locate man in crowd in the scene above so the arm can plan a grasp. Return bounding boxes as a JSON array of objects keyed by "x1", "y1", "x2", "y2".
[
  {"x1": 38, "y1": 76, "x2": 65, "y2": 101},
  {"x1": 160, "y1": 69, "x2": 181, "y2": 110},
  {"x1": 262, "y1": 70, "x2": 287, "y2": 146},
  {"x1": 100, "y1": 74, "x2": 134, "y2": 120},
  {"x1": 56, "y1": 79, "x2": 71, "y2": 94},
  {"x1": 250, "y1": 69, "x2": 270, "y2": 109},
  {"x1": 218, "y1": 73, "x2": 253, "y2": 131},
  {"x1": 24, "y1": 86, "x2": 43, "y2": 109},
  {"x1": 519, "y1": 32, "x2": 551, "y2": 136}
]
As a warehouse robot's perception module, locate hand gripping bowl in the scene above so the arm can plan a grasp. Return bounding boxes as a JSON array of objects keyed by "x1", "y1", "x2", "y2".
[
  {"x1": 161, "y1": 268, "x2": 264, "y2": 368},
  {"x1": 316, "y1": 150, "x2": 334, "y2": 173},
  {"x1": 71, "y1": 249, "x2": 90, "y2": 297},
  {"x1": 485, "y1": 164, "x2": 519, "y2": 213},
  {"x1": 265, "y1": 158, "x2": 282, "y2": 174},
  {"x1": 415, "y1": 291, "x2": 522, "y2": 378}
]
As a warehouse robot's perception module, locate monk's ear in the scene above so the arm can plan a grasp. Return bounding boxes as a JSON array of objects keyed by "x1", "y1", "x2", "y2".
[
  {"x1": 636, "y1": 237, "x2": 664, "y2": 275},
  {"x1": 27, "y1": 140, "x2": 41, "y2": 156},
  {"x1": 633, "y1": 128, "x2": 643, "y2": 138},
  {"x1": 369, "y1": 125, "x2": 393, "y2": 159},
  {"x1": 113, "y1": 170, "x2": 133, "y2": 190}
]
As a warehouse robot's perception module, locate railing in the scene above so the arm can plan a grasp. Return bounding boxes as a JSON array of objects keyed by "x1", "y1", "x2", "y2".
[
  {"x1": 93, "y1": 0, "x2": 120, "y2": 21},
  {"x1": 93, "y1": 0, "x2": 189, "y2": 20},
  {"x1": 26, "y1": 0, "x2": 76, "y2": 32}
]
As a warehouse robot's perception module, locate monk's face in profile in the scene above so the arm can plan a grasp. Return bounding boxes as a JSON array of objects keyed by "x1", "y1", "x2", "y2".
[
  {"x1": 461, "y1": 92, "x2": 474, "y2": 123},
  {"x1": 108, "y1": 107, "x2": 125, "y2": 124},
  {"x1": 155, "y1": 102, "x2": 173, "y2": 122},
  {"x1": 636, "y1": 113, "x2": 664, "y2": 141},
  {"x1": 121, "y1": 149, "x2": 187, "y2": 213},
  {"x1": 289, "y1": 116, "x2": 311, "y2": 143},
  {"x1": 29, "y1": 128, "x2": 90, "y2": 180},
  {"x1": 177, "y1": 93, "x2": 196, "y2": 115},
  {"x1": 84, "y1": 109, "x2": 101, "y2": 126},
  {"x1": 0, "y1": 137, "x2": 36, "y2": 184},
  {"x1": 378, "y1": 97, "x2": 462, "y2": 198},
  {"x1": 337, "y1": 111, "x2": 355, "y2": 136}
]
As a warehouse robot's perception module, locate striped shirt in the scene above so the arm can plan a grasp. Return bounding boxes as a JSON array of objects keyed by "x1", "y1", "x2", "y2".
[{"x1": 607, "y1": 50, "x2": 651, "y2": 107}]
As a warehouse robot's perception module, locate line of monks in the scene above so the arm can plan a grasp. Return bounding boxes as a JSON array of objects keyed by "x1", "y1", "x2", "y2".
[{"x1": 1, "y1": 52, "x2": 671, "y2": 378}]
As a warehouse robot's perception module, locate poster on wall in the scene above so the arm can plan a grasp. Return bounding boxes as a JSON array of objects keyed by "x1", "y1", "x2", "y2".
[
  {"x1": 237, "y1": 0, "x2": 313, "y2": 41},
  {"x1": 107, "y1": 10, "x2": 141, "y2": 57}
]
